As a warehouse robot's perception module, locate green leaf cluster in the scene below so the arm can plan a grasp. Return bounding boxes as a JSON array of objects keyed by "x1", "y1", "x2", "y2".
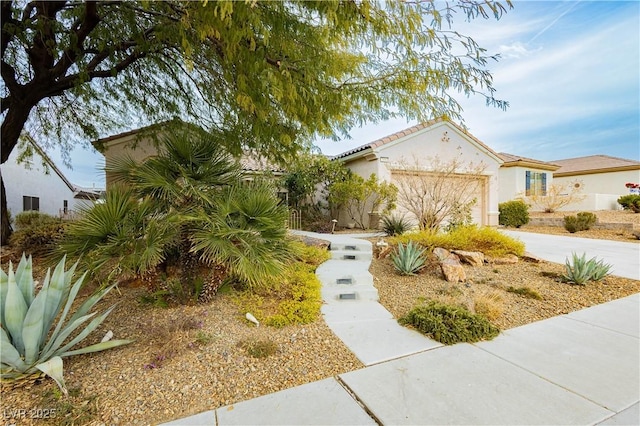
[
  {"x1": 617, "y1": 195, "x2": 640, "y2": 213},
  {"x1": 563, "y1": 212, "x2": 596, "y2": 233},
  {"x1": 58, "y1": 128, "x2": 291, "y2": 290},
  {"x1": 392, "y1": 242, "x2": 427, "y2": 276},
  {"x1": 0, "y1": 255, "x2": 131, "y2": 393},
  {"x1": 391, "y1": 225, "x2": 525, "y2": 258},
  {"x1": 400, "y1": 301, "x2": 500, "y2": 345},
  {"x1": 498, "y1": 200, "x2": 530, "y2": 228},
  {"x1": 562, "y1": 253, "x2": 612, "y2": 285}
]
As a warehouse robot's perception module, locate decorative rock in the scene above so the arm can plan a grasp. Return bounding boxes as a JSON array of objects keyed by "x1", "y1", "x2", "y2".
[
  {"x1": 440, "y1": 257, "x2": 466, "y2": 283},
  {"x1": 433, "y1": 247, "x2": 455, "y2": 262},
  {"x1": 451, "y1": 250, "x2": 484, "y2": 267},
  {"x1": 245, "y1": 312, "x2": 259, "y2": 327},
  {"x1": 489, "y1": 254, "x2": 519, "y2": 265},
  {"x1": 522, "y1": 252, "x2": 543, "y2": 263}
]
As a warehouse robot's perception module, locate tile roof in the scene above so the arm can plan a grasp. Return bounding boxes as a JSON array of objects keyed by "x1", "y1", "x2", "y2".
[
  {"x1": 497, "y1": 152, "x2": 560, "y2": 170},
  {"x1": 551, "y1": 155, "x2": 640, "y2": 175},
  {"x1": 332, "y1": 118, "x2": 500, "y2": 161}
]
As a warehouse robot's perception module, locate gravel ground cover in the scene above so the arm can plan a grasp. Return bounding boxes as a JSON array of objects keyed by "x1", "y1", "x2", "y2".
[
  {"x1": 1, "y1": 285, "x2": 362, "y2": 425},
  {"x1": 2, "y1": 210, "x2": 639, "y2": 425}
]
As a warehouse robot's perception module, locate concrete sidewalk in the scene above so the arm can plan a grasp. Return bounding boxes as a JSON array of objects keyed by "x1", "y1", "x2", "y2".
[
  {"x1": 502, "y1": 230, "x2": 640, "y2": 280},
  {"x1": 163, "y1": 232, "x2": 639, "y2": 425}
]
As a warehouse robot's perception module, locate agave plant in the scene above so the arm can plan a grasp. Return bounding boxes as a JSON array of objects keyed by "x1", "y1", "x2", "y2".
[
  {"x1": 0, "y1": 255, "x2": 132, "y2": 394},
  {"x1": 563, "y1": 252, "x2": 613, "y2": 285},
  {"x1": 392, "y1": 241, "x2": 427, "y2": 275}
]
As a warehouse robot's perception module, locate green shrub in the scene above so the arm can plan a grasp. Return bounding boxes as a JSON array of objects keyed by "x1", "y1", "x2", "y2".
[
  {"x1": 381, "y1": 214, "x2": 412, "y2": 236},
  {"x1": 290, "y1": 241, "x2": 331, "y2": 267},
  {"x1": 563, "y1": 252, "x2": 612, "y2": 285},
  {"x1": 617, "y1": 194, "x2": 640, "y2": 213},
  {"x1": 563, "y1": 212, "x2": 597, "y2": 233},
  {"x1": 400, "y1": 301, "x2": 500, "y2": 345},
  {"x1": 0, "y1": 255, "x2": 132, "y2": 394},
  {"x1": 235, "y1": 262, "x2": 323, "y2": 328},
  {"x1": 14, "y1": 211, "x2": 59, "y2": 229},
  {"x1": 391, "y1": 241, "x2": 427, "y2": 275},
  {"x1": 506, "y1": 286, "x2": 543, "y2": 300},
  {"x1": 391, "y1": 225, "x2": 525, "y2": 258},
  {"x1": 498, "y1": 200, "x2": 530, "y2": 228},
  {"x1": 10, "y1": 221, "x2": 67, "y2": 257}
]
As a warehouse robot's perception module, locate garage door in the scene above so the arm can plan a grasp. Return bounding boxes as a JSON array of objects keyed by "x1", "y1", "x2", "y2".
[{"x1": 390, "y1": 171, "x2": 487, "y2": 228}]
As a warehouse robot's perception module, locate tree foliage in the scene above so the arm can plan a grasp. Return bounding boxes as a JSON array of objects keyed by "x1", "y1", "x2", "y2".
[
  {"x1": 329, "y1": 173, "x2": 397, "y2": 229},
  {"x1": 1, "y1": 0, "x2": 512, "y2": 243}
]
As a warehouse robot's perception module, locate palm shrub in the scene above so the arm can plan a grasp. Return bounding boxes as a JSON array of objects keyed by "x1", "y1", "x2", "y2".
[
  {"x1": 498, "y1": 200, "x2": 529, "y2": 228},
  {"x1": 1, "y1": 255, "x2": 131, "y2": 394},
  {"x1": 381, "y1": 214, "x2": 413, "y2": 236},
  {"x1": 563, "y1": 252, "x2": 612, "y2": 285},
  {"x1": 57, "y1": 129, "x2": 291, "y2": 301},
  {"x1": 392, "y1": 241, "x2": 427, "y2": 275},
  {"x1": 192, "y1": 181, "x2": 292, "y2": 290}
]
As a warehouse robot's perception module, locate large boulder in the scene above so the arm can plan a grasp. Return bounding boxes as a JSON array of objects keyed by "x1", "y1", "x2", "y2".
[
  {"x1": 440, "y1": 257, "x2": 466, "y2": 283},
  {"x1": 452, "y1": 250, "x2": 484, "y2": 267},
  {"x1": 434, "y1": 247, "x2": 457, "y2": 262}
]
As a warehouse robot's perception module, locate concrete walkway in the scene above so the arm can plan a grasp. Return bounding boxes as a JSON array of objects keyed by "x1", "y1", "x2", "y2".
[
  {"x1": 502, "y1": 230, "x2": 640, "y2": 280},
  {"x1": 163, "y1": 232, "x2": 639, "y2": 426}
]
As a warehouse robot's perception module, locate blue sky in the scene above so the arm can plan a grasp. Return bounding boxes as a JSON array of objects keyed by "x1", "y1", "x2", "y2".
[{"x1": 51, "y1": 0, "x2": 639, "y2": 188}]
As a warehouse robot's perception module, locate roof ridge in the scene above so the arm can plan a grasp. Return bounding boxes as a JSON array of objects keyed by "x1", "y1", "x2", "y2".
[{"x1": 22, "y1": 134, "x2": 76, "y2": 192}]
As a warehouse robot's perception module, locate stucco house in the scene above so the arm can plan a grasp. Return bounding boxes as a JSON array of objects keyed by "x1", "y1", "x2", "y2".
[
  {"x1": 550, "y1": 155, "x2": 640, "y2": 210},
  {"x1": 93, "y1": 123, "x2": 288, "y2": 198},
  {"x1": 332, "y1": 118, "x2": 503, "y2": 228},
  {"x1": 1, "y1": 137, "x2": 101, "y2": 221},
  {"x1": 497, "y1": 153, "x2": 560, "y2": 203}
]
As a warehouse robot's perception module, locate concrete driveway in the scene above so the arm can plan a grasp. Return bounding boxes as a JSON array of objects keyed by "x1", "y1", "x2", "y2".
[{"x1": 501, "y1": 230, "x2": 640, "y2": 280}]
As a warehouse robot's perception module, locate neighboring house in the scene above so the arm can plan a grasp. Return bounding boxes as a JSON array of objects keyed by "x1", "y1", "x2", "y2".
[
  {"x1": 0, "y1": 137, "x2": 101, "y2": 221},
  {"x1": 497, "y1": 153, "x2": 560, "y2": 203},
  {"x1": 332, "y1": 118, "x2": 503, "y2": 228},
  {"x1": 550, "y1": 155, "x2": 640, "y2": 210},
  {"x1": 92, "y1": 124, "x2": 288, "y2": 196}
]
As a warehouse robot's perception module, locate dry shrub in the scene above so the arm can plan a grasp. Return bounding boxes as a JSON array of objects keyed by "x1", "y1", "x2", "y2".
[{"x1": 473, "y1": 290, "x2": 504, "y2": 320}]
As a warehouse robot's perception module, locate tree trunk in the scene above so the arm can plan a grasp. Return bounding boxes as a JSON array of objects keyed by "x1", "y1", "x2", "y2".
[
  {"x1": 1, "y1": 170, "x2": 12, "y2": 246},
  {"x1": 1, "y1": 102, "x2": 35, "y2": 245}
]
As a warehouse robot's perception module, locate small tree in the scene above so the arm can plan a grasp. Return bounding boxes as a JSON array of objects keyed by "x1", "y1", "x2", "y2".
[
  {"x1": 329, "y1": 174, "x2": 397, "y2": 229},
  {"x1": 523, "y1": 181, "x2": 586, "y2": 213},
  {"x1": 393, "y1": 156, "x2": 487, "y2": 231}
]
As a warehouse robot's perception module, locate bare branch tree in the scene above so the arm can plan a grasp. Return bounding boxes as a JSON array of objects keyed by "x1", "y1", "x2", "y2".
[
  {"x1": 520, "y1": 180, "x2": 586, "y2": 213},
  {"x1": 392, "y1": 155, "x2": 487, "y2": 231}
]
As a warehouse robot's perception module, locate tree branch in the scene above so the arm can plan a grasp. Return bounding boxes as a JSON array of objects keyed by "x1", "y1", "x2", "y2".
[{"x1": 51, "y1": 1, "x2": 100, "y2": 77}]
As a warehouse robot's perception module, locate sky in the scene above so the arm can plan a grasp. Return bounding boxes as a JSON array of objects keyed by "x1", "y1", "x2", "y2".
[{"x1": 47, "y1": 0, "x2": 640, "y2": 188}]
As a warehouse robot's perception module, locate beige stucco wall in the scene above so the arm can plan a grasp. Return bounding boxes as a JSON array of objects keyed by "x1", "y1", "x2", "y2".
[
  {"x1": 341, "y1": 121, "x2": 501, "y2": 228},
  {"x1": 102, "y1": 135, "x2": 160, "y2": 187},
  {"x1": 498, "y1": 166, "x2": 555, "y2": 203},
  {"x1": 554, "y1": 169, "x2": 640, "y2": 196}
]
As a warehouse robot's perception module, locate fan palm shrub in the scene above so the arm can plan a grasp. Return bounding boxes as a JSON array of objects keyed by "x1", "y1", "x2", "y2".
[
  {"x1": 1, "y1": 255, "x2": 131, "y2": 394},
  {"x1": 57, "y1": 127, "x2": 291, "y2": 301}
]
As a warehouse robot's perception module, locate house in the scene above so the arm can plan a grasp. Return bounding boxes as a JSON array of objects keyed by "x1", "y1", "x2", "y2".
[
  {"x1": 333, "y1": 118, "x2": 503, "y2": 228},
  {"x1": 0, "y1": 136, "x2": 101, "y2": 221},
  {"x1": 92, "y1": 123, "x2": 288, "y2": 198},
  {"x1": 550, "y1": 155, "x2": 640, "y2": 210},
  {"x1": 497, "y1": 153, "x2": 560, "y2": 203}
]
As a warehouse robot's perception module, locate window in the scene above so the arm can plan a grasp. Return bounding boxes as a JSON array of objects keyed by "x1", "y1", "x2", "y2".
[
  {"x1": 525, "y1": 171, "x2": 546, "y2": 196},
  {"x1": 63, "y1": 200, "x2": 68, "y2": 214},
  {"x1": 23, "y1": 196, "x2": 40, "y2": 211}
]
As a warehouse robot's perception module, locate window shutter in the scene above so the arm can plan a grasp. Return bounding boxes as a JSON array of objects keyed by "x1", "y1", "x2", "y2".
[
  {"x1": 525, "y1": 171, "x2": 531, "y2": 196},
  {"x1": 541, "y1": 173, "x2": 547, "y2": 195}
]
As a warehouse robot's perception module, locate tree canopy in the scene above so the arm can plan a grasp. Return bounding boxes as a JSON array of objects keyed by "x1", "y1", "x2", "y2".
[{"x1": 1, "y1": 0, "x2": 511, "y2": 243}]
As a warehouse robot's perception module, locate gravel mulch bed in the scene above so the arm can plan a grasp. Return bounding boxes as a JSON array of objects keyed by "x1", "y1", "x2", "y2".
[
  {"x1": 371, "y1": 255, "x2": 640, "y2": 331},
  {"x1": 516, "y1": 210, "x2": 640, "y2": 243},
  {"x1": 1, "y1": 285, "x2": 362, "y2": 425}
]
